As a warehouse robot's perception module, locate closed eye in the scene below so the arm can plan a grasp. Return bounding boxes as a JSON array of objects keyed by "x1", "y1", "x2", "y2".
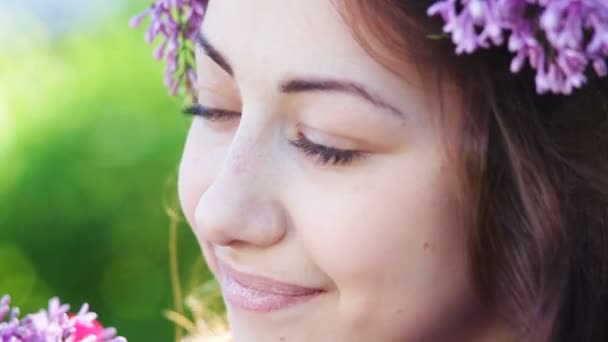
[
  {"x1": 289, "y1": 133, "x2": 366, "y2": 166},
  {"x1": 183, "y1": 104, "x2": 241, "y2": 122},
  {"x1": 183, "y1": 104, "x2": 366, "y2": 166}
]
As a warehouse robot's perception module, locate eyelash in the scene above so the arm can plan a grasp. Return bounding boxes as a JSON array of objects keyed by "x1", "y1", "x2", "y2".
[
  {"x1": 183, "y1": 104, "x2": 240, "y2": 121},
  {"x1": 289, "y1": 134, "x2": 364, "y2": 166},
  {"x1": 183, "y1": 104, "x2": 365, "y2": 166}
]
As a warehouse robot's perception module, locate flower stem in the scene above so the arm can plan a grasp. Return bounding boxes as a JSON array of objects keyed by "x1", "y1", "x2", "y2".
[{"x1": 169, "y1": 209, "x2": 184, "y2": 342}]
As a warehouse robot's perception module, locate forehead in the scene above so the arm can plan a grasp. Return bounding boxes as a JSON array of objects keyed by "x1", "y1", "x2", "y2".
[
  {"x1": 200, "y1": 0, "x2": 422, "y2": 101},
  {"x1": 203, "y1": 0, "x2": 358, "y2": 70},
  {"x1": 202, "y1": 0, "x2": 434, "y2": 119}
]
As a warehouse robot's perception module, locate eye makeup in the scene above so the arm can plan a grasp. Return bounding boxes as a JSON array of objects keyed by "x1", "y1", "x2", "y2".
[
  {"x1": 289, "y1": 132, "x2": 366, "y2": 166},
  {"x1": 182, "y1": 104, "x2": 367, "y2": 167},
  {"x1": 183, "y1": 104, "x2": 241, "y2": 122}
]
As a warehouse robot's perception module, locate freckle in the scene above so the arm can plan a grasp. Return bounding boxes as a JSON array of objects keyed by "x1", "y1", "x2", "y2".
[
  {"x1": 279, "y1": 337, "x2": 286, "y2": 341},
  {"x1": 423, "y1": 242, "x2": 431, "y2": 251}
]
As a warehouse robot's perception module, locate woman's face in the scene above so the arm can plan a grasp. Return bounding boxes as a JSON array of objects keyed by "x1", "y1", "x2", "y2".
[{"x1": 178, "y1": 0, "x2": 494, "y2": 341}]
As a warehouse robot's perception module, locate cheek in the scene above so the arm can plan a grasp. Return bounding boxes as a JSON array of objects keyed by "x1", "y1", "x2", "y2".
[
  {"x1": 290, "y1": 150, "x2": 475, "y2": 336},
  {"x1": 177, "y1": 121, "x2": 228, "y2": 232},
  {"x1": 301, "y1": 156, "x2": 467, "y2": 283},
  {"x1": 178, "y1": 121, "x2": 234, "y2": 277}
]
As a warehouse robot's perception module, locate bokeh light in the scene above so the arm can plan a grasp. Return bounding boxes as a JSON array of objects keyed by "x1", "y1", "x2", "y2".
[{"x1": 0, "y1": 1, "x2": 208, "y2": 341}]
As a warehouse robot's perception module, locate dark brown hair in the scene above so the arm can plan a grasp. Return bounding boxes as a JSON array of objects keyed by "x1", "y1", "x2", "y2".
[{"x1": 338, "y1": 1, "x2": 608, "y2": 341}]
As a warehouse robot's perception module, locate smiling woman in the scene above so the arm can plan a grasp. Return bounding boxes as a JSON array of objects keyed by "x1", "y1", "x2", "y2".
[
  {"x1": 133, "y1": 0, "x2": 608, "y2": 341},
  {"x1": 178, "y1": 3, "x2": 486, "y2": 341}
]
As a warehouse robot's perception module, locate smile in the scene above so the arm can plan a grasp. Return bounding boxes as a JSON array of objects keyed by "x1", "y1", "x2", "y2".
[{"x1": 217, "y1": 261, "x2": 325, "y2": 313}]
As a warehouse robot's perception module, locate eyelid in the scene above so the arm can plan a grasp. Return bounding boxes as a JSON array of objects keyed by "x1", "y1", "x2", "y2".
[
  {"x1": 182, "y1": 104, "x2": 367, "y2": 166},
  {"x1": 290, "y1": 133, "x2": 366, "y2": 166},
  {"x1": 298, "y1": 124, "x2": 362, "y2": 151}
]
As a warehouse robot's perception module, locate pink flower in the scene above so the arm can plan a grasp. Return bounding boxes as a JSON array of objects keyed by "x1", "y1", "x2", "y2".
[
  {"x1": 71, "y1": 314, "x2": 104, "y2": 341},
  {"x1": 0, "y1": 295, "x2": 126, "y2": 342}
]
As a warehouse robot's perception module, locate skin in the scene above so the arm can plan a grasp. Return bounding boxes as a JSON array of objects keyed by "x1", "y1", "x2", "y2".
[{"x1": 178, "y1": 0, "x2": 511, "y2": 341}]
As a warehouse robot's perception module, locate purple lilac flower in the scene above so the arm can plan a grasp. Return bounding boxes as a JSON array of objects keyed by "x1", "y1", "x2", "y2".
[
  {"x1": 0, "y1": 294, "x2": 126, "y2": 342},
  {"x1": 428, "y1": 0, "x2": 608, "y2": 94},
  {"x1": 130, "y1": 0, "x2": 209, "y2": 99}
]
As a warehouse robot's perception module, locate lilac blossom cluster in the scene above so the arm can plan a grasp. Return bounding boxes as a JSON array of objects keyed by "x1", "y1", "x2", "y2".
[
  {"x1": 130, "y1": 0, "x2": 208, "y2": 98},
  {"x1": 0, "y1": 295, "x2": 126, "y2": 342},
  {"x1": 428, "y1": 0, "x2": 608, "y2": 94}
]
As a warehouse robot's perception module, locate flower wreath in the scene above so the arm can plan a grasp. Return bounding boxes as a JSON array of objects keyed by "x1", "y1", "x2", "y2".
[{"x1": 131, "y1": 0, "x2": 608, "y2": 97}]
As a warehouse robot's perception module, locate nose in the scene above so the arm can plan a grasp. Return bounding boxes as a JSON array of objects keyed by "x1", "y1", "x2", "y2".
[{"x1": 193, "y1": 122, "x2": 287, "y2": 248}]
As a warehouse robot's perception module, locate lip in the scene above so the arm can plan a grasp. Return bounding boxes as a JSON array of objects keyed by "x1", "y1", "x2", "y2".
[{"x1": 217, "y1": 260, "x2": 325, "y2": 313}]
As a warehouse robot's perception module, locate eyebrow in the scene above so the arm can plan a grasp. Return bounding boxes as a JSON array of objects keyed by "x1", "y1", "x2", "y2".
[
  {"x1": 196, "y1": 32, "x2": 405, "y2": 119},
  {"x1": 280, "y1": 79, "x2": 405, "y2": 118},
  {"x1": 197, "y1": 32, "x2": 234, "y2": 77}
]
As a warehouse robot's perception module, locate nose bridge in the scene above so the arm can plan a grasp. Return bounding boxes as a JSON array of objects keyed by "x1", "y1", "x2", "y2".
[
  {"x1": 216, "y1": 111, "x2": 268, "y2": 191},
  {"x1": 214, "y1": 96, "x2": 280, "y2": 191},
  {"x1": 193, "y1": 111, "x2": 286, "y2": 247},
  {"x1": 222, "y1": 129, "x2": 257, "y2": 186}
]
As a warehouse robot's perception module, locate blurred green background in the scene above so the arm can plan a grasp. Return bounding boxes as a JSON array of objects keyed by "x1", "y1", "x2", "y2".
[{"x1": 0, "y1": 1, "x2": 211, "y2": 340}]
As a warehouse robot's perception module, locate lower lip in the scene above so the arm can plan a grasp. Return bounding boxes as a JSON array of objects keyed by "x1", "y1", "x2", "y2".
[{"x1": 219, "y1": 272, "x2": 323, "y2": 313}]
